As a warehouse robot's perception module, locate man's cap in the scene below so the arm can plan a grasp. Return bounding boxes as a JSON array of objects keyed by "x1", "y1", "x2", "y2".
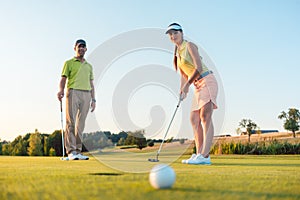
[
  {"x1": 75, "y1": 39, "x2": 86, "y2": 47},
  {"x1": 165, "y1": 23, "x2": 182, "y2": 34}
]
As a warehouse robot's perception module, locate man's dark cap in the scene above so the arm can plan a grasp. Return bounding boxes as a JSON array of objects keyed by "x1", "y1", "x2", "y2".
[{"x1": 75, "y1": 39, "x2": 86, "y2": 47}]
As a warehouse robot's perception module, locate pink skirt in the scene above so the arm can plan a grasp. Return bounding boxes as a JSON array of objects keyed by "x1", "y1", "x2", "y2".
[{"x1": 191, "y1": 74, "x2": 218, "y2": 111}]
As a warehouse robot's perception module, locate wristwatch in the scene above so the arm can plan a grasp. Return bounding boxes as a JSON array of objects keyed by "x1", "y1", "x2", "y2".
[{"x1": 92, "y1": 98, "x2": 96, "y2": 103}]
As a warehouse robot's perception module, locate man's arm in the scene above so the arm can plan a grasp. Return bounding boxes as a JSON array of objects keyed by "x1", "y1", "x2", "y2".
[
  {"x1": 57, "y1": 76, "x2": 67, "y2": 101},
  {"x1": 90, "y1": 79, "x2": 96, "y2": 112}
]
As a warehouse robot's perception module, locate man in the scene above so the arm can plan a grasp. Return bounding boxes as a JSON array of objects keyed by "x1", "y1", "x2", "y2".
[{"x1": 57, "y1": 39, "x2": 96, "y2": 160}]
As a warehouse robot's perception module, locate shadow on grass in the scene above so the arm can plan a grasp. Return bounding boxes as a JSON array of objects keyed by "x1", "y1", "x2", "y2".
[
  {"x1": 89, "y1": 172, "x2": 124, "y2": 176},
  {"x1": 169, "y1": 187, "x2": 299, "y2": 199},
  {"x1": 171, "y1": 187, "x2": 203, "y2": 192},
  {"x1": 214, "y1": 163, "x2": 300, "y2": 167},
  {"x1": 209, "y1": 189, "x2": 299, "y2": 199}
]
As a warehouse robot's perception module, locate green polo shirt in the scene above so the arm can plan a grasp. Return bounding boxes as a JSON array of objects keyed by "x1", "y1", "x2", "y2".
[{"x1": 61, "y1": 57, "x2": 94, "y2": 90}]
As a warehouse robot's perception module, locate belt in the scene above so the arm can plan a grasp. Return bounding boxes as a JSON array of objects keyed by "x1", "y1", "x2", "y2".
[
  {"x1": 68, "y1": 88, "x2": 91, "y2": 92},
  {"x1": 195, "y1": 70, "x2": 213, "y2": 82}
]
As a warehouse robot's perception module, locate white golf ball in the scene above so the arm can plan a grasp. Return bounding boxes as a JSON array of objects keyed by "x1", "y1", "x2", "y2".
[{"x1": 149, "y1": 164, "x2": 176, "y2": 189}]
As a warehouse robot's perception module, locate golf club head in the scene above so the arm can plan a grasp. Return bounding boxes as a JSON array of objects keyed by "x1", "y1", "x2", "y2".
[
  {"x1": 148, "y1": 158, "x2": 159, "y2": 162},
  {"x1": 60, "y1": 157, "x2": 69, "y2": 161}
]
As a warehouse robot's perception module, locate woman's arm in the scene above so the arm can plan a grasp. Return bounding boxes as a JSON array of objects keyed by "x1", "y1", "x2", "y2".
[
  {"x1": 180, "y1": 70, "x2": 188, "y2": 100},
  {"x1": 180, "y1": 42, "x2": 203, "y2": 99},
  {"x1": 186, "y1": 42, "x2": 203, "y2": 84}
]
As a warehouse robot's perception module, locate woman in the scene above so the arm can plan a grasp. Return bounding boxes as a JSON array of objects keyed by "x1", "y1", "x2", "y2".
[{"x1": 166, "y1": 23, "x2": 218, "y2": 165}]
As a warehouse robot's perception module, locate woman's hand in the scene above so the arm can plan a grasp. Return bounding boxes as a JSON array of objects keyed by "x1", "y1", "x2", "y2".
[{"x1": 180, "y1": 82, "x2": 190, "y2": 100}]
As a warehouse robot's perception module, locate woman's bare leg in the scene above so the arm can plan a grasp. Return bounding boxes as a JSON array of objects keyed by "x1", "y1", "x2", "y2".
[
  {"x1": 190, "y1": 110, "x2": 203, "y2": 154},
  {"x1": 199, "y1": 101, "x2": 214, "y2": 157}
]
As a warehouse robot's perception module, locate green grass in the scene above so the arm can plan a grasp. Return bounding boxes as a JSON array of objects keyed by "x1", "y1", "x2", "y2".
[{"x1": 0, "y1": 155, "x2": 300, "y2": 200}]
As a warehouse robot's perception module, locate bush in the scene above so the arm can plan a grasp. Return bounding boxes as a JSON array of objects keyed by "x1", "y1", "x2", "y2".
[
  {"x1": 210, "y1": 140, "x2": 300, "y2": 155},
  {"x1": 179, "y1": 139, "x2": 185, "y2": 144},
  {"x1": 147, "y1": 140, "x2": 154, "y2": 147},
  {"x1": 49, "y1": 148, "x2": 56, "y2": 156},
  {"x1": 120, "y1": 145, "x2": 137, "y2": 149}
]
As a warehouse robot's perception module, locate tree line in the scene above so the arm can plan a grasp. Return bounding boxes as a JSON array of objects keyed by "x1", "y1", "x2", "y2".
[
  {"x1": 237, "y1": 108, "x2": 300, "y2": 142},
  {"x1": 2, "y1": 107, "x2": 297, "y2": 156},
  {"x1": 0, "y1": 129, "x2": 157, "y2": 156}
]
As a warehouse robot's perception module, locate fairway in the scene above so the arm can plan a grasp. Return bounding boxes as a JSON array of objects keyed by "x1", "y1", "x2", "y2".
[
  {"x1": 0, "y1": 155, "x2": 299, "y2": 200},
  {"x1": 92, "y1": 142, "x2": 192, "y2": 173}
]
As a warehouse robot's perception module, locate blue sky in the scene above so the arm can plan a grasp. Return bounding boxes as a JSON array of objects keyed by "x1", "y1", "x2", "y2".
[{"x1": 0, "y1": 0, "x2": 299, "y2": 141}]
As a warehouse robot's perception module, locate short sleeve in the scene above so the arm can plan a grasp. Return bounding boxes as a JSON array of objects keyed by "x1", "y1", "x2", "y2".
[
  {"x1": 90, "y1": 64, "x2": 94, "y2": 80},
  {"x1": 61, "y1": 61, "x2": 70, "y2": 78}
]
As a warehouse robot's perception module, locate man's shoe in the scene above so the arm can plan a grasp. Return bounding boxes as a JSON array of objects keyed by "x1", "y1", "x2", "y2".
[
  {"x1": 77, "y1": 154, "x2": 89, "y2": 160},
  {"x1": 182, "y1": 154, "x2": 196, "y2": 164},
  {"x1": 68, "y1": 152, "x2": 79, "y2": 160},
  {"x1": 187, "y1": 154, "x2": 211, "y2": 165}
]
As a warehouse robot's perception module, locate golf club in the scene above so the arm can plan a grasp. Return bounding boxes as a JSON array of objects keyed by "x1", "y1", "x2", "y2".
[
  {"x1": 60, "y1": 101, "x2": 69, "y2": 161},
  {"x1": 148, "y1": 97, "x2": 182, "y2": 162}
]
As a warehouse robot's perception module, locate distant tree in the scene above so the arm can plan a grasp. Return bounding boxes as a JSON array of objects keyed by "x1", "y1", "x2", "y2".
[
  {"x1": 239, "y1": 119, "x2": 258, "y2": 142},
  {"x1": 110, "y1": 132, "x2": 127, "y2": 144},
  {"x1": 136, "y1": 138, "x2": 147, "y2": 150},
  {"x1": 2, "y1": 143, "x2": 11, "y2": 155},
  {"x1": 179, "y1": 138, "x2": 185, "y2": 144},
  {"x1": 27, "y1": 132, "x2": 43, "y2": 156},
  {"x1": 98, "y1": 137, "x2": 113, "y2": 149},
  {"x1": 109, "y1": 134, "x2": 118, "y2": 143},
  {"x1": 43, "y1": 135, "x2": 49, "y2": 156},
  {"x1": 23, "y1": 133, "x2": 31, "y2": 141},
  {"x1": 103, "y1": 131, "x2": 112, "y2": 139},
  {"x1": 0, "y1": 139, "x2": 8, "y2": 155},
  {"x1": 10, "y1": 135, "x2": 28, "y2": 156},
  {"x1": 125, "y1": 130, "x2": 147, "y2": 150},
  {"x1": 147, "y1": 139, "x2": 154, "y2": 147},
  {"x1": 82, "y1": 131, "x2": 114, "y2": 151},
  {"x1": 124, "y1": 134, "x2": 135, "y2": 145},
  {"x1": 278, "y1": 108, "x2": 300, "y2": 138},
  {"x1": 48, "y1": 130, "x2": 64, "y2": 156},
  {"x1": 118, "y1": 131, "x2": 128, "y2": 140},
  {"x1": 117, "y1": 137, "x2": 125, "y2": 146}
]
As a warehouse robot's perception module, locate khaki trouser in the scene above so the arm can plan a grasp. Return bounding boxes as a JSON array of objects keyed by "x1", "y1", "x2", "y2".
[{"x1": 65, "y1": 89, "x2": 91, "y2": 154}]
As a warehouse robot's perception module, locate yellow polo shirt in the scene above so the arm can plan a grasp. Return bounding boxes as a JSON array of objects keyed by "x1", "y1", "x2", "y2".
[
  {"x1": 177, "y1": 40, "x2": 209, "y2": 78},
  {"x1": 61, "y1": 57, "x2": 94, "y2": 90}
]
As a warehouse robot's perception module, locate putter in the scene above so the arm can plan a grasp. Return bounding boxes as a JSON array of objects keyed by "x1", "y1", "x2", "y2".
[
  {"x1": 60, "y1": 101, "x2": 69, "y2": 161},
  {"x1": 148, "y1": 97, "x2": 182, "y2": 162}
]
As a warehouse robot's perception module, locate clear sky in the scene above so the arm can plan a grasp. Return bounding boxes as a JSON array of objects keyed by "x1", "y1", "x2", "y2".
[{"x1": 0, "y1": 0, "x2": 299, "y2": 141}]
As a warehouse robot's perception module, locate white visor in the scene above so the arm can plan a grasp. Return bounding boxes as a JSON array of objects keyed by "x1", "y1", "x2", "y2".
[{"x1": 165, "y1": 24, "x2": 182, "y2": 34}]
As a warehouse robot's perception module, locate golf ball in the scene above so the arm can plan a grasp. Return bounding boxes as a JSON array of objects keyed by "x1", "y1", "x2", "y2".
[{"x1": 149, "y1": 164, "x2": 176, "y2": 189}]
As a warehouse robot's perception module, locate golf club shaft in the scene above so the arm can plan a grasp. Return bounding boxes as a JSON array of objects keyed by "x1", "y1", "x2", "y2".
[
  {"x1": 156, "y1": 98, "x2": 182, "y2": 157},
  {"x1": 60, "y1": 101, "x2": 65, "y2": 158}
]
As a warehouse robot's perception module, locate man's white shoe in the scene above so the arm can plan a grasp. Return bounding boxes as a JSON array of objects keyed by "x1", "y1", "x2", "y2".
[
  {"x1": 68, "y1": 152, "x2": 79, "y2": 160},
  {"x1": 77, "y1": 154, "x2": 89, "y2": 160},
  {"x1": 187, "y1": 154, "x2": 211, "y2": 165},
  {"x1": 182, "y1": 154, "x2": 196, "y2": 164}
]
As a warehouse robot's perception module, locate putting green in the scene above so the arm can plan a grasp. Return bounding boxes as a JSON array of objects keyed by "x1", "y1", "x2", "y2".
[{"x1": 0, "y1": 155, "x2": 299, "y2": 200}]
